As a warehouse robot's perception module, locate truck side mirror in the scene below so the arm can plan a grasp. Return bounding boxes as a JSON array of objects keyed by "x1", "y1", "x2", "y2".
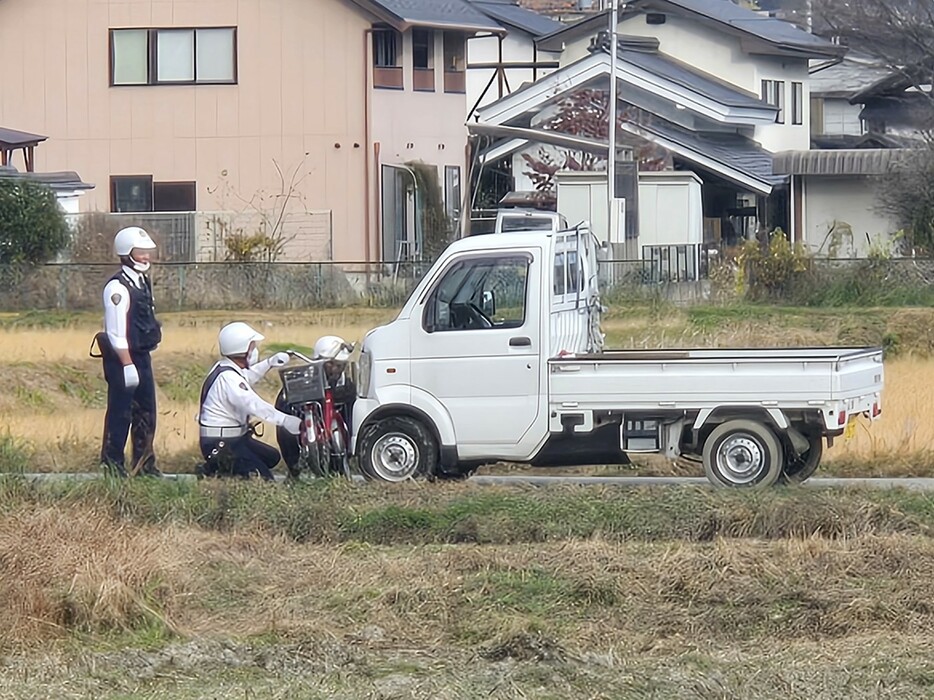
[{"x1": 481, "y1": 290, "x2": 496, "y2": 317}]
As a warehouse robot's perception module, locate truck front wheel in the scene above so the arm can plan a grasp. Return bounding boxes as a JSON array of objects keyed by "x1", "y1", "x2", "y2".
[
  {"x1": 702, "y1": 419, "x2": 784, "y2": 489},
  {"x1": 359, "y1": 415, "x2": 438, "y2": 482}
]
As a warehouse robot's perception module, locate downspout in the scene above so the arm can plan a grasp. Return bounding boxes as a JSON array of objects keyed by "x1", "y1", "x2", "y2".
[
  {"x1": 497, "y1": 34, "x2": 504, "y2": 98},
  {"x1": 364, "y1": 28, "x2": 374, "y2": 273},
  {"x1": 383, "y1": 163, "x2": 419, "y2": 261}
]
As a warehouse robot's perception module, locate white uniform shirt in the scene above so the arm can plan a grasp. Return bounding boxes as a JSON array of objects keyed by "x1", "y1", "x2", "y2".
[
  {"x1": 102, "y1": 266, "x2": 145, "y2": 352},
  {"x1": 199, "y1": 358, "x2": 292, "y2": 430}
]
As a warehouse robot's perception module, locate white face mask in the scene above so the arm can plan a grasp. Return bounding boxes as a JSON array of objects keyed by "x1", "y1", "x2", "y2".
[
  {"x1": 131, "y1": 259, "x2": 151, "y2": 273},
  {"x1": 247, "y1": 347, "x2": 259, "y2": 367}
]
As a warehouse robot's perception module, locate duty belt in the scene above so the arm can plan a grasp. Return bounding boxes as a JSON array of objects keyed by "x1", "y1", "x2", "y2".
[{"x1": 199, "y1": 425, "x2": 248, "y2": 439}]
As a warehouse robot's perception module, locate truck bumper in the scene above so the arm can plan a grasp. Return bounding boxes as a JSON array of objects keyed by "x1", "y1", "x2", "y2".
[{"x1": 351, "y1": 397, "x2": 380, "y2": 455}]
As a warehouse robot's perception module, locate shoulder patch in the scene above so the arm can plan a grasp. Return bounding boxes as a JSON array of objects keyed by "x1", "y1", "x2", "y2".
[
  {"x1": 110, "y1": 293, "x2": 122, "y2": 306},
  {"x1": 239, "y1": 382, "x2": 249, "y2": 391}
]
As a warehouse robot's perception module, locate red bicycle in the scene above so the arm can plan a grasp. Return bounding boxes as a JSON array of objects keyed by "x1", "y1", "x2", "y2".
[{"x1": 278, "y1": 350, "x2": 352, "y2": 479}]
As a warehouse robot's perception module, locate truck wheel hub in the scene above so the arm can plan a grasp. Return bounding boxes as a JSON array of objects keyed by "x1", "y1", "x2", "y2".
[
  {"x1": 717, "y1": 435, "x2": 764, "y2": 483},
  {"x1": 371, "y1": 433, "x2": 418, "y2": 479}
]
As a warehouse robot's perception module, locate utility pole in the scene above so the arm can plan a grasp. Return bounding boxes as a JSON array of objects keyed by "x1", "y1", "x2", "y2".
[{"x1": 607, "y1": 0, "x2": 620, "y2": 243}]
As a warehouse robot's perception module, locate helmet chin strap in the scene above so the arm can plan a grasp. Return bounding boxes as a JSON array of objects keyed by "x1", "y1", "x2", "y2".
[{"x1": 122, "y1": 255, "x2": 151, "y2": 273}]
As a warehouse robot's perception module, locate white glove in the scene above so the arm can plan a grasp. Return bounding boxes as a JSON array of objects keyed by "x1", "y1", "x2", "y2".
[
  {"x1": 268, "y1": 352, "x2": 290, "y2": 368},
  {"x1": 123, "y1": 364, "x2": 140, "y2": 390},
  {"x1": 282, "y1": 415, "x2": 302, "y2": 435}
]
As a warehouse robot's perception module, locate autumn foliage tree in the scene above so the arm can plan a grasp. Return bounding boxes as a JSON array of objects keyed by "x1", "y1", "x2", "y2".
[{"x1": 521, "y1": 88, "x2": 673, "y2": 195}]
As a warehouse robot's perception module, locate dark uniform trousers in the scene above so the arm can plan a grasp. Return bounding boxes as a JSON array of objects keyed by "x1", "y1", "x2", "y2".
[
  {"x1": 102, "y1": 350, "x2": 157, "y2": 473},
  {"x1": 100, "y1": 270, "x2": 162, "y2": 475},
  {"x1": 199, "y1": 435, "x2": 280, "y2": 481}
]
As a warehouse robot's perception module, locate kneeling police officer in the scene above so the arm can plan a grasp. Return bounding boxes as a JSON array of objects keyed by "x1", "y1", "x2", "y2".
[{"x1": 198, "y1": 322, "x2": 301, "y2": 480}]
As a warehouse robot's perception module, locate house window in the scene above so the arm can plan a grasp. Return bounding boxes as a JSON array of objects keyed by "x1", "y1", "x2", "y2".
[
  {"x1": 423, "y1": 255, "x2": 530, "y2": 333},
  {"x1": 111, "y1": 176, "x2": 196, "y2": 212},
  {"x1": 111, "y1": 175, "x2": 153, "y2": 212},
  {"x1": 373, "y1": 29, "x2": 403, "y2": 89},
  {"x1": 761, "y1": 79, "x2": 785, "y2": 124},
  {"x1": 443, "y1": 32, "x2": 466, "y2": 93},
  {"x1": 821, "y1": 99, "x2": 865, "y2": 136},
  {"x1": 444, "y1": 165, "x2": 461, "y2": 221},
  {"x1": 413, "y1": 29, "x2": 435, "y2": 92},
  {"x1": 791, "y1": 81, "x2": 803, "y2": 125},
  {"x1": 110, "y1": 28, "x2": 237, "y2": 86},
  {"x1": 153, "y1": 181, "x2": 197, "y2": 211}
]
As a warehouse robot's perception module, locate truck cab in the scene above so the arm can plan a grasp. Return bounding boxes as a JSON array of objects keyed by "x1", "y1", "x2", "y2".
[{"x1": 352, "y1": 224, "x2": 883, "y2": 488}]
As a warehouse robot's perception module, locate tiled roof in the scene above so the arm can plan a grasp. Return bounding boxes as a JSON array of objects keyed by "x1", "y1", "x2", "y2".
[
  {"x1": 359, "y1": 0, "x2": 505, "y2": 30},
  {"x1": 536, "y1": 0, "x2": 843, "y2": 58},
  {"x1": 589, "y1": 34, "x2": 770, "y2": 111},
  {"x1": 469, "y1": 0, "x2": 563, "y2": 36},
  {"x1": 0, "y1": 127, "x2": 48, "y2": 147},
  {"x1": 634, "y1": 118, "x2": 786, "y2": 187}
]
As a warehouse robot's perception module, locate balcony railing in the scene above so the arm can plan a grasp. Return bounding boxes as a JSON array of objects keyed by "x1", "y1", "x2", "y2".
[
  {"x1": 373, "y1": 65, "x2": 403, "y2": 89},
  {"x1": 444, "y1": 69, "x2": 465, "y2": 94},
  {"x1": 413, "y1": 67, "x2": 435, "y2": 91}
]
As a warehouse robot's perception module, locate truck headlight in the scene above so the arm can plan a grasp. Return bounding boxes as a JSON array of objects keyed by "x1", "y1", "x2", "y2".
[{"x1": 356, "y1": 349, "x2": 372, "y2": 398}]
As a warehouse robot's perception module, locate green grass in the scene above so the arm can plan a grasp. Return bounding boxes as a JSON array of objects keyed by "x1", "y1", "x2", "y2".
[
  {"x1": 57, "y1": 366, "x2": 107, "y2": 408},
  {"x1": 5, "y1": 477, "x2": 934, "y2": 545},
  {"x1": 11, "y1": 385, "x2": 52, "y2": 411},
  {"x1": 0, "y1": 434, "x2": 31, "y2": 474},
  {"x1": 157, "y1": 360, "x2": 211, "y2": 403},
  {"x1": 0, "y1": 310, "x2": 98, "y2": 329}
]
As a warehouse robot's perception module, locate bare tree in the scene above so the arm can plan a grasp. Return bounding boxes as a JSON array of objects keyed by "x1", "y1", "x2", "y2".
[
  {"x1": 814, "y1": 0, "x2": 934, "y2": 75},
  {"x1": 813, "y1": 0, "x2": 934, "y2": 252},
  {"x1": 206, "y1": 155, "x2": 313, "y2": 262}
]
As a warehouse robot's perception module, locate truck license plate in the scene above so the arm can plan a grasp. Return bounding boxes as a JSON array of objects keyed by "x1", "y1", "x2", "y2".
[{"x1": 844, "y1": 419, "x2": 857, "y2": 440}]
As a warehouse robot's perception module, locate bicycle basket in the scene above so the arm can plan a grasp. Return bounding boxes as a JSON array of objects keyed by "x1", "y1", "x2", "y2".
[{"x1": 279, "y1": 362, "x2": 326, "y2": 404}]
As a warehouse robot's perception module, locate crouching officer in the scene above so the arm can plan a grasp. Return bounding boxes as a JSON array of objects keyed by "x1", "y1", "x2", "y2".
[
  {"x1": 198, "y1": 322, "x2": 301, "y2": 480},
  {"x1": 98, "y1": 226, "x2": 162, "y2": 478}
]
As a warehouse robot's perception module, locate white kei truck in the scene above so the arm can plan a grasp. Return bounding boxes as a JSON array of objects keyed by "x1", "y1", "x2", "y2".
[{"x1": 351, "y1": 224, "x2": 884, "y2": 488}]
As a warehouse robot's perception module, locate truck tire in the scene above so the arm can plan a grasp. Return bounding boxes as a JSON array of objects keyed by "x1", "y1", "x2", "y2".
[
  {"x1": 702, "y1": 419, "x2": 784, "y2": 489},
  {"x1": 781, "y1": 432, "x2": 823, "y2": 484},
  {"x1": 359, "y1": 415, "x2": 438, "y2": 482}
]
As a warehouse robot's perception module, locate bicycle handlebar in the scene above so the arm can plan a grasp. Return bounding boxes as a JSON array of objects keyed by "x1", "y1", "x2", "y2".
[{"x1": 286, "y1": 349, "x2": 314, "y2": 364}]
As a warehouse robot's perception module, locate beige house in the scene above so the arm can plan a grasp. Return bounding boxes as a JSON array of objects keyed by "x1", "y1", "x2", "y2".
[{"x1": 0, "y1": 0, "x2": 501, "y2": 263}]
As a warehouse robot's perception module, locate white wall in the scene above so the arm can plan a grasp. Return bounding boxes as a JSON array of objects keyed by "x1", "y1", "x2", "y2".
[
  {"x1": 754, "y1": 56, "x2": 811, "y2": 151},
  {"x1": 802, "y1": 176, "x2": 898, "y2": 256},
  {"x1": 467, "y1": 32, "x2": 559, "y2": 115},
  {"x1": 638, "y1": 171, "x2": 703, "y2": 248}
]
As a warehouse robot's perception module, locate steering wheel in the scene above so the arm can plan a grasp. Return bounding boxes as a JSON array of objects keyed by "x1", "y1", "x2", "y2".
[
  {"x1": 468, "y1": 302, "x2": 494, "y2": 328},
  {"x1": 451, "y1": 302, "x2": 493, "y2": 330}
]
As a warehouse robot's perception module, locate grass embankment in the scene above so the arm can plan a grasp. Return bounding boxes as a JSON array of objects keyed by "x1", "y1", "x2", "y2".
[
  {"x1": 1, "y1": 305, "x2": 933, "y2": 475},
  {"x1": 3, "y1": 479, "x2": 934, "y2": 697}
]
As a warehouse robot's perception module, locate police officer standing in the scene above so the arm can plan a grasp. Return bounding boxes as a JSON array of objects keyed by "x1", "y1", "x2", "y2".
[{"x1": 99, "y1": 226, "x2": 163, "y2": 477}]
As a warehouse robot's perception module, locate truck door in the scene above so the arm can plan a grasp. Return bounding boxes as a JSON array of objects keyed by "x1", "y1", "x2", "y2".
[{"x1": 411, "y1": 250, "x2": 541, "y2": 449}]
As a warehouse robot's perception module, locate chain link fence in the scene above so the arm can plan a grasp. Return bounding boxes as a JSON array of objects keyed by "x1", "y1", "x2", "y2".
[{"x1": 1, "y1": 257, "x2": 933, "y2": 312}]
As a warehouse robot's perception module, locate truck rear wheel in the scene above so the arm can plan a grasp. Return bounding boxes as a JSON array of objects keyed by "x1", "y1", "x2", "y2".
[
  {"x1": 359, "y1": 415, "x2": 438, "y2": 482},
  {"x1": 781, "y1": 431, "x2": 823, "y2": 484},
  {"x1": 702, "y1": 419, "x2": 784, "y2": 489}
]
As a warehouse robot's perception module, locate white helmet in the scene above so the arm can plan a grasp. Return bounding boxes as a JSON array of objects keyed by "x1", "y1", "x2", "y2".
[
  {"x1": 314, "y1": 335, "x2": 352, "y2": 363},
  {"x1": 218, "y1": 322, "x2": 265, "y2": 357},
  {"x1": 114, "y1": 226, "x2": 156, "y2": 257}
]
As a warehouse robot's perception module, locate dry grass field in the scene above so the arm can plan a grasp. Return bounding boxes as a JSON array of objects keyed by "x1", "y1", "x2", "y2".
[{"x1": 1, "y1": 305, "x2": 931, "y2": 475}]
